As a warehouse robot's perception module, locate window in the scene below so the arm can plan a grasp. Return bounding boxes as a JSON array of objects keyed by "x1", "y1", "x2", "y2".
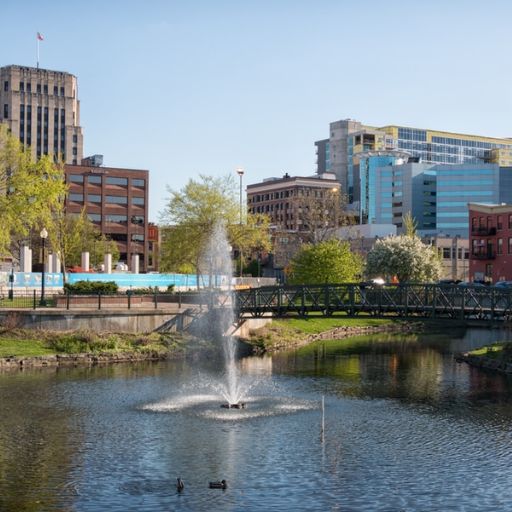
[
  {"x1": 106, "y1": 214, "x2": 128, "y2": 223},
  {"x1": 69, "y1": 193, "x2": 83, "y2": 202},
  {"x1": 88, "y1": 194, "x2": 101, "y2": 202},
  {"x1": 509, "y1": 238, "x2": 512, "y2": 255},
  {"x1": 68, "y1": 174, "x2": 84, "y2": 183},
  {"x1": 37, "y1": 84, "x2": 41, "y2": 93},
  {"x1": 131, "y1": 215, "x2": 144, "y2": 225},
  {"x1": 88, "y1": 175, "x2": 102, "y2": 184},
  {"x1": 72, "y1": 147, "x2": 77, "y2": 156},
  {"x1": 108, "y1": 233, "x2": 127, "y2": 242},
  {"x1": 106, "y1": 177, "x2": 128, "y2": 186},
  {"x1": 498, "y1": 216, "x2": 503, "y2": 230},
  {"x1": 19, "y1": 81, "x2": 24, "y2": 92},
  {"x1": 106, "y1": 195, "x2": 128, "y2": 204},
  {"x1": 3, "y1": 81, "x2": 8, "y2": 91},
  {"x1": 88, "y1": 213, "x2": 101, "y2": 222},
  {"x1": 53, "y1": 85, "x2": 58, "y2": 95},
  {"x1": 73, "y1": 134, "x2": 78, "y2": 143},
  {"x1": 27, "y1": 83, "x2": 31, "y2": 93},
  {"x1": 131, "y1": 234, "x2": 144, "y2": 242},
  {"x1": 60, "y1": 86, "x2": 65, "y2": 96},
  {"x1": 43, "y1": 84, "x2": 48, "y2": 94},
  {"x1": 132, "y1": 179, "x2": 145, "y2": 187},
  {"x1": 498, "y1": 238, "x2": 503, "y2": 255},
  {"x1": 132, "y1": 196, "x2": 144, "y2": 205},
  {"x1": 3, "y1": 104, "x2": 7, "y2": 118}
]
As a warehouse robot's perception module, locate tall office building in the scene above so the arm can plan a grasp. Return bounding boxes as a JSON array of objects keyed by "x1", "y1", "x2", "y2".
[
  {"x1": 0, "y1": 65, "x2": 83, "y2": 164},
  {"x1": 316, "y1": 118, "x2": 512, "y2": 202}
]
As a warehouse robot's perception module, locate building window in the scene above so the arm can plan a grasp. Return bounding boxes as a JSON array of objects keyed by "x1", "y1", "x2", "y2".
[
  {"x1": 43, "y1": 84, "x2": 48, "y2": 94},
  {"x1": 106, "y1": 195, "x2": 128, "y2": 204},
  {"x1": 88, "y1": 175, "x2": 102, "y2": 184},
  {"x1": 88, "y1": 214, "x2": 101, "y2": 223},
  {"x1": 498, "y1": 238, "x2": 503, "y2": 255},
  {"x1": 108, "y1": 233, "x2": 128, "y2": 242},
  {"x1": 72, "y1": 147, "x2": 77, "y2": 156},
  {"x1": 3, "y1": 81, "x2": 8, "y2": 91},
  {"x1": 498, "y1": 216, "x2": 503, "y2": 230},
  {"x1": 87, "y1": 194, "x2": 101, "y2": 203},
  {"x1": 69, "y1": 193, "x2": 84, "y2": 202},
  {"x1": 27, "y1": 83, "x2": 31, "y2": 93},
  {"x1": 132, "y1": 179, "x2": 145, "y2": 187},
  {"x1": 132, "y1": 197, "x2": 145, "y2": 206},
  {"x1": 442, "y1": 248, "x2": 451, "y2": 259},
  {"x1": 3, "y1": 104, "x2": 7, "y2": 118},
  {"x1": 68, "y1": 174, "x2": 84, "y2": 183},
  {"x1": 106, "y1": 177, "x2": 128, "y2": 186},
  {"x1": 131, "y1": 215, "x2": 144, "y2": 225},
  {"x1": 53, "y1": 85, "x2": 58, "y2": 95},
  {"x1": 37, "y1": 84, "x2": 41, "y2": 93},
  {"x1": 106, "y1": 214, "x2": 128, "y2": 223},
  {"x1": 131, "y1": 234, "x2": 145, "y2": 242},
  {"x1": 60, "y1": 86, "x2": 65, "y2": 96},
  {"x1": 19, "y1": 81, "x2": 24, "y2": 92},
  {"x1": 73, "y1": 134, "x2": 78, "y2": 143}
]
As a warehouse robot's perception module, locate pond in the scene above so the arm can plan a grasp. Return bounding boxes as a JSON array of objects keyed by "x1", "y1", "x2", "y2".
[{"x1": 1, "y1": 326, "x2": 512, "y2": 511}]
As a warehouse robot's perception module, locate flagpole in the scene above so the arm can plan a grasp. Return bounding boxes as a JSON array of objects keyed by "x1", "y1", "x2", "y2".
[{"x1": 36, "y1": 36, "x2": 39, "y2": 68}]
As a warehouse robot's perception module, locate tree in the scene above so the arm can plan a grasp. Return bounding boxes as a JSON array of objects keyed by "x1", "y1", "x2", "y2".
[
  {"x1": 0, "y1": 125, "x2": 67, "y2": 257},
  {"x1": 366, "y1": 235, "x2": 442, "y2": 283},
  {"x1": 295, "y1": 187, "x2": 352, "y2": 243},
  {"x1": 159, "y1": 175, "x2": 270, "y2": 283},
  {"x1": 48, "y1": 208, "x2": 119, "y2": 278},
  {"x1": 287, "y1": 239, "x2": 362, "y2": 285}
]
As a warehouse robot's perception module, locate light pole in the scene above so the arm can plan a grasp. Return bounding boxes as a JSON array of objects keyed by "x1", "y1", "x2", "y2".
[
  {"x1": 236, "y1": 167, "x2": 244, "y2": 278},
  {"x1": 40, "y1": 228, "x2": 48, "y2": 306}
]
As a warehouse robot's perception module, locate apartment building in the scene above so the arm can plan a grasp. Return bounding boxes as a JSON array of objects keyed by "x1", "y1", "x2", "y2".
[
  {"x1": 0, "y1": 65, "x2": 83, "y2": 163},
  {"x1": 64, "y1": 157, "x2": 149, "y2": 272}
]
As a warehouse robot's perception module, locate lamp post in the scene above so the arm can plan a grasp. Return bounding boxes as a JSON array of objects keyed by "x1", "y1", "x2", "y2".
[
  {"x1": 236, "y1": 167, "x2": 244, "y2": 278},
  {"x1": 40, "y1": 228, "x2": 48, "y2": 306}
]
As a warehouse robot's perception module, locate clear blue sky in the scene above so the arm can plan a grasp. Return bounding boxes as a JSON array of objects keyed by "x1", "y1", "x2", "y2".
[{"x1": 2, "y1": 0, "x2": 511, "y2": 221}]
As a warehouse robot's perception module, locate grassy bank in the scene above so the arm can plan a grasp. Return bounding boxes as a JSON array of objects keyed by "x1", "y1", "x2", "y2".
[
  {"x1": 247, "y1": 314, "x2": 421, "y2": 352},
  {"x1": 0, "y1": 329, "x2": 185, "y2": 358}
]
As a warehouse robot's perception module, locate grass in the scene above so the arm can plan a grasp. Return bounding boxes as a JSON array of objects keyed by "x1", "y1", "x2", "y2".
[{"x1": 0, "y1": 329, "x2": 184, "y2": 358}]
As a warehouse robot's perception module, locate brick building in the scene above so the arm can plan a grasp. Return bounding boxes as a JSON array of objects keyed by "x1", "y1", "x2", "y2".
[
  {"x1": 64, "y1": 158, "x2": 149, "y2": 272},
  {"x1": 468, "y1": 203, "x2": 512, "y2": 283}
]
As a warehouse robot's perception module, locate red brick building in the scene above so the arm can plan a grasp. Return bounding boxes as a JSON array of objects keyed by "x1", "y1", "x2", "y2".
[
  {"x1": 469, "y1": 203, "x2": 512, "y2": 283},
  {"x1": 64, "y1": 158, "x2": 149, "y2": 272}
]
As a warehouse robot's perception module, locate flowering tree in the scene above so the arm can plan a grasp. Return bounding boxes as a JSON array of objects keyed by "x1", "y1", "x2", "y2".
[
  {"x1": 366, "y1": 235, "x2": 442, "y2": 283},
  {"x1": 287, "y1": 239, "x2": 362, "y2": 284}
]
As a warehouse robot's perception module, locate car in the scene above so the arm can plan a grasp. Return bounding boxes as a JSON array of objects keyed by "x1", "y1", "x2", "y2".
[
  {"x1": 438, "y1": 279, "x2": 462, "y2": 285},
  {"x1": 494, "y1": 281, "x2": 512, "y2": 289},
  {"x1": 457, "y1": 281, "x2": 487, "y2": 287}
]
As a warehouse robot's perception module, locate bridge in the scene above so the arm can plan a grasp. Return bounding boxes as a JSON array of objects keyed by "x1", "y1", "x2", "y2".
[{"x1": 234, "y1": 284, "x2": 512, "y2": 321}]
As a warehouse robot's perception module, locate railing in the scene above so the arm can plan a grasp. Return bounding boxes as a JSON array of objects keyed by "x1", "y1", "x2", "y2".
[
  {"x1": 471, "y1": 251, "x2": 495, "y2": 260},
  {"x1": 234, "y1": 283, "x2": 512, "y2": 321},
  {"x1": 471, "y1": 227, "x2": 497, "y2": 236}
]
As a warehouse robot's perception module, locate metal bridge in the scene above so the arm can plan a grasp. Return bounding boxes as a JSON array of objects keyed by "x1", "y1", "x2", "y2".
[{"x1": 234, "y1": 284, "x2": 512, "y2": 321}]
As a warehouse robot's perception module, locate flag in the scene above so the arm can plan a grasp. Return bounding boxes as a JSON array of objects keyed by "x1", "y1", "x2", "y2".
[{"x1": 37, "y1": 32, "x2": 44, "y2": 41}]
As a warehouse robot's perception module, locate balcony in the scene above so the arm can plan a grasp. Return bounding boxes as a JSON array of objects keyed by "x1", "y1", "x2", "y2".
[
  {"x1": 471, "y1": 251, "x2": 496, "y2": 260},
  {"x1": 471, "y1": 227, "x2": 496, "y2": 236}
]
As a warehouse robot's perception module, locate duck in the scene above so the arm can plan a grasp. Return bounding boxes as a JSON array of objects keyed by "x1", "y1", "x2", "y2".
[
  {"x1": 209, "y1": 479, "x2": 227, "y2": 489},
  {"x1": 176, "y1": 477, "x2": 185, "y2": 492}
]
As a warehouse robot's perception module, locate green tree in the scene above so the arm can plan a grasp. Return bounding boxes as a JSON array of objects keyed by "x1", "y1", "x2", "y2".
[
  {"x1": 366, "y1": 235, "x2": 442, "y2": 283},
  {"x1": 159, "y1": 174, "x2": 270, "y2": 283},
  {"x1": 48, "y1": 208, "x2": 119, "y2": 279},
  {"x1": 287, "y1": 239, "x2": 362, "y2": 284},
  {"x1": 0, "y1": 125, "x2": 67, "y2": 257}
]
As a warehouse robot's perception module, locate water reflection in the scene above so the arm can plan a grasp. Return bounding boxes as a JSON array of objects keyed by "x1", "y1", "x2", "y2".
[{"x1": 1, "y1": 328, "x2": 512, "y2": 510}]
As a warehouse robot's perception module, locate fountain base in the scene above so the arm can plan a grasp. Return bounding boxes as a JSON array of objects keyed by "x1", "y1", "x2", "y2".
[{"x1": 221, "y1": 403, "x2": 246, "y2": 409}]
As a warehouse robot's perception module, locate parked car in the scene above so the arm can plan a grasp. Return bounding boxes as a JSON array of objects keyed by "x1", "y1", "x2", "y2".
[
  {"x1": 457, "y1": 281, "x2": 487, "y2": 287},
  {"x1": 438, "y1": 279, "x2": 462, "y2": 285},
  {"x1": 494, "y1": 281, "x2": 512, "y2": 289}
]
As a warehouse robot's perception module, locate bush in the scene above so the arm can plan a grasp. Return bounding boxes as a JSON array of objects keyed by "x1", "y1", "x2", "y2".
[
  {"x1": 128, "y1": 285, "x2": 175, "y2": 295},
  {"x1": 64, "y1": 280, "x2": 119, "y2": 295}
]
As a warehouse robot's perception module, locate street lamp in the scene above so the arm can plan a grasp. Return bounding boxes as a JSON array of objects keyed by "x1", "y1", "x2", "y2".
[
  {"x1": 236, "y1": 167, "x2": 244, "y2": 278},
  {"x1": 40, "y1": 227, "x2": 48, "y2": 306}
]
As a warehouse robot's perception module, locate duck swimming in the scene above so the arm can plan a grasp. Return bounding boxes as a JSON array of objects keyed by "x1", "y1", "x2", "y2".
[
  {"x1": 209, "y1": 479, "x2": 227, "y2": 489},
  {"x1": 177, "y1": 478, "x2": 185, "y2": 492}
]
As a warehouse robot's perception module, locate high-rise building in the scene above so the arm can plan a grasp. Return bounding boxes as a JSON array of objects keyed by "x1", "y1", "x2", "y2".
[
  {"x1": 64, "y1": 160, "x2": 149, "y2": 272},
  {"x1": 316, "y1": 118, "x2": 512, "y2": 202},
  {"x1": 0, "y1": 65, "x2": 83, "y2": 164}
]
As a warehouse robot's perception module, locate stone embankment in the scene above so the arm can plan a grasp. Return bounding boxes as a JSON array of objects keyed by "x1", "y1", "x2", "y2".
[
  {"x1": 0, "y1": 351, "x2": 170, "y2": 370},
  {"x1": 456, "y1": 353, "x2": 512, "y2": 375},
  {"x1": 256, "y1": 322, "x2": 420, "y2": 354}
]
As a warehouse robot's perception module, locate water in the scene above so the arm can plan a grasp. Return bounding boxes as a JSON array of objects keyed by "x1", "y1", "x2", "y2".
[{"x1": 2, "y1": 327, "x2": 512, "y2": 511}]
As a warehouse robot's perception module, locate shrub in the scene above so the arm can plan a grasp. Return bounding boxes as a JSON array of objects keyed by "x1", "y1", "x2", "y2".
[
  {"x1": 128, "y1": 285, "x2": 175, "y2": 295},
  {"x1": 64, "y1": 280, "x2": 119, "y2": 295}
]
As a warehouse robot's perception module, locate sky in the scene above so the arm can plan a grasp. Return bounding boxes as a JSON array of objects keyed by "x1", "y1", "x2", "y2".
[{"x1": 2, "y1": 0, "x2": 512, "y2": 222}]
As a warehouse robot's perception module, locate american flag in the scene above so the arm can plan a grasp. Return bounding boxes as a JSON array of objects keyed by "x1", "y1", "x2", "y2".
[{"x1": 37, "y1": 32, "x2": 44, "y2": 41}]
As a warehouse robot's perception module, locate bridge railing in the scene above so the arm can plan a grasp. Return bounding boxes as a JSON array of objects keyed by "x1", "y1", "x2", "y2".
[{"x1": 234, "y1": 283, "x2": 512, "y2": 321}]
